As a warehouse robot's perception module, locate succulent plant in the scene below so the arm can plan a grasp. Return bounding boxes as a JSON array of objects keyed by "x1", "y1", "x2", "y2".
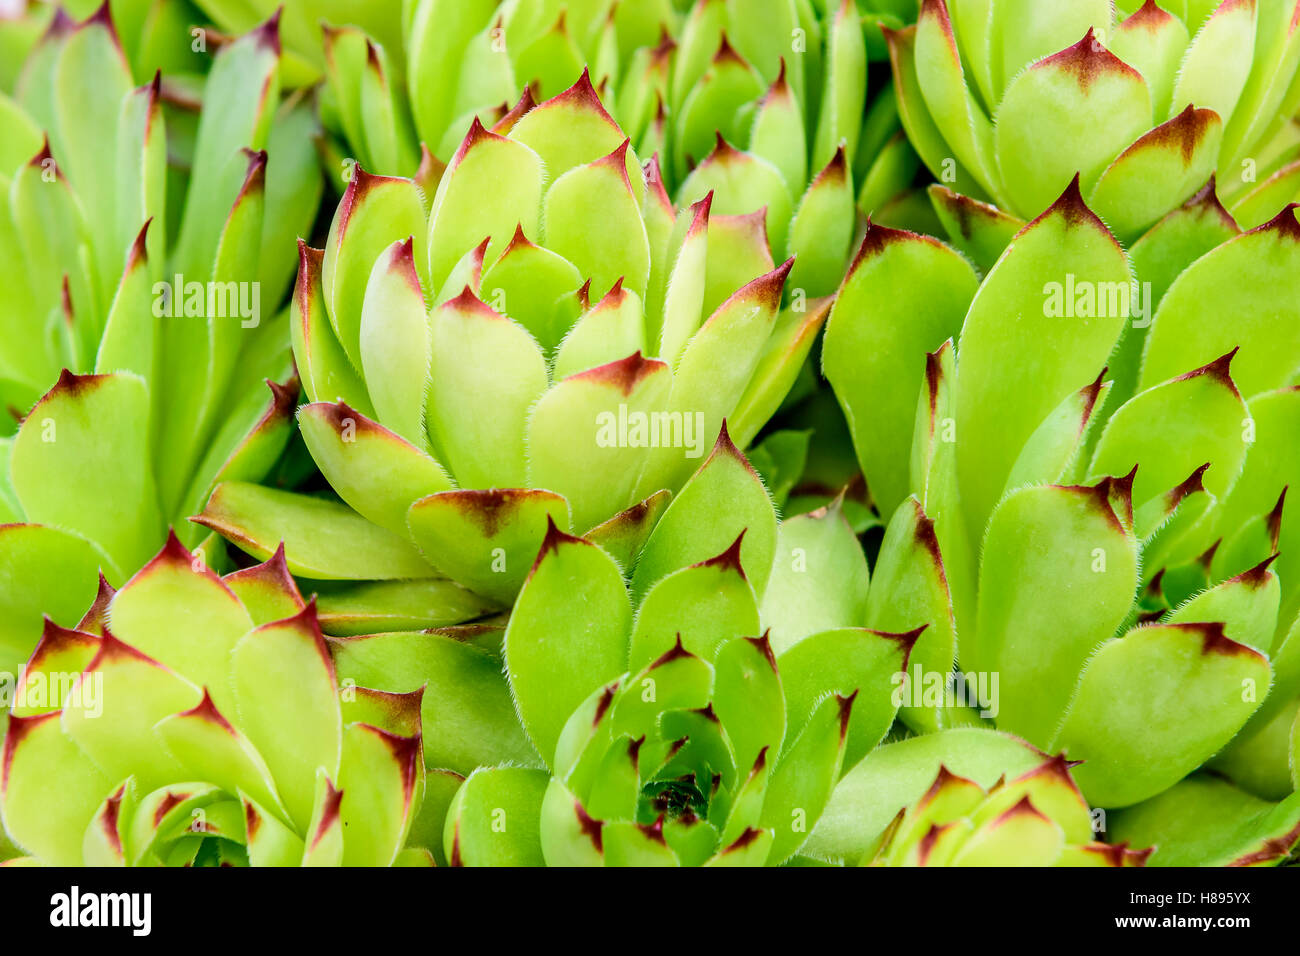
[
  {"x1": 811, "y1": 727, "x2": 1300, "y2": 866},
  {"x1": 1108, "y1": 771, "x2": 1300, "y2": 866},
  {"x1": 191, "y1": 0, "x2": 408, "y2": 86},
  {"x1": 327, "y1": 427, "x2": 924, "y2": 866},
  {"x1": 892, "y1": 0, "x2": 1300, "y2": 243},
  {"x1": 0, "y1": 10, "x2": 321, "y2": 674},
  {"x1": 0, "y1": 534, "x2": 433, "y2": 867},
  {"x1": 313, "y1": 0, "x2": 933, "y2": 298},
  {"x1": 0, "y1": 2, "x2": 46, "y2": 91},
  {"x1": 194, "y1": 74, "x2": 834, "y2": 630},
  {"x1": 807, "y1": 729, "x2": 1154, "y2": 866},
  {"x1": 822, "y1": 178, "x2": 1300, "y2": 850}
]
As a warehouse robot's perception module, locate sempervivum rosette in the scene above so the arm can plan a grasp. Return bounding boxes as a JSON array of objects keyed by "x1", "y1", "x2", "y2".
[
  {"x1": 0, "y1": 9, "x2": 321, "y2": 676},
  {"x1": 328, "y1": 427, "x2": 919, "y2": 866},
  {"x1": 315, "y1": 0, "x2": 930, "y2": 297},
  {"x1": 0, "y1": 536, "x2": 433, "y2": 867},
  {"x1": 196, "y1": 74, "x2": 827, "y2": 631},
  {"x1": 892, "y1": 0, "x2": 1300, "y2": 243},
  {"x1": 820, "y1": 176, "x2": 1300, "y2": 862},
  {"x1": 806, "y1": 729, "x2": 1157, "y2": 866}
]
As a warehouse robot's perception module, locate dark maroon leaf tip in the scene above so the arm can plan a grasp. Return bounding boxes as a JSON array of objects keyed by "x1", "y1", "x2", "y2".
[
  {"x1": 1173, "y1": 347, "x2": 1241, "y2": 397},
  {"x1": 593, "y1": 682, "x2": 618, "y2": 727},
  {"x1": 568, "y1": 351, "x2": 667, "y2": 395},
  {"x1": 878, "y1": 624, "x2": 929, "y2": 671},
  {"x1": 723, "y1": 828, "x2": 763, "y2": 853},
  {"x1": 1030, "y1": 173, "x2": 1116, "y2": 243},
  {"x1": 714, "y1": 32, "x2": 746, "y2": 67},
  {"x1": 835, "y1": 690, "x2": 858, "y2": 740},
  {"x1": 1227, "y1": 819, "x2": 1300, "y2": 866},
  {"x1": 535, "y1": 514, "x2": 585, "y2": 565},
  {"x1": 1229, "y1": 552, "x2": 1279, "y2": 589},
  {"x1": 1166, "y1": 462, "x2": 1211, "y2": 509},
  {"x1": 1247, "y1": 203, "x2": 1300, "y2": 243},
  {"x1": 697, "y1": 529, "x2": 748, "y2": 577},
  {"x1": 994, "y1": 794, "x2": 1050, "y2": 827},
  {"x1": 493, "y1": 88, "x2": 538, "y2": 134},
  {"x1": 1267, "y1": 486, "x2": 1287, "y2": 548},
  {"x1": 126, "y1": 218, "x2": 152, "y2": 271},
  {"x1": 549, "y1": 66, "x2": 618, "y2": 127},
  {"x1": 1036, "y1": 28, "x2": 1143, "y2": 92},
  {"x1": 849, "y1": 219, "x2": 931, "y2": 272},
  {"x1": 574, "y1": 800, "x2": 604, "y2": 852},
  {"x1": 650, "y1": 634, "x2": 695, "y2": 670},
  {"x1": 1169, "y1": 621, "x2": 1262, "y2": 660},
  {"x1": 746, "y1": 630, "x2": 778, "y2": 672},
  {"x1": 1140, "y1": 105, "x2": 1219, "y2": 165},
  {"x1": 1180, "y1": 175, "x2": 1240, "y2": 232},
  {"x1": 309, "y1": 779, "x2": 344, "y2": 850},
  {"x1": 176, "y1": 688, "x2": 236, "y2": 734},
  {"x1": 28, "y1": 134, "x2": 56, "y2": 173},
  {"x1": 252, "y1": 6, "x2": 283, "y2": 55},
  {"x1": 1121, "y1": 0, "x2": 1177, "y2": 31},
  {"x1": 35, "y1": 617, "x2": 98, "y2": 660}
]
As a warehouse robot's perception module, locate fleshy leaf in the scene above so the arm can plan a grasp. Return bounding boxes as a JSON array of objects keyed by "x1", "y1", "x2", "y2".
[
  {"x1": 230, "y1": 604, "x2": 342, "y2": 832},
  {"x1": 778, "y1": 627, "x2": 914, "y2": 769},
  {"x1": 994, "y1": 32, "x2": 1150, "y2": 218},
  {"x1": 528, "y1": 354, "x2": 671, "y2": 534},
  {"x1": 446, "y1": 767, "x2": 550, "y2": 866},
  {"x1": 406, "y1": 489, "x2": 571, "y2": 605},
  {"x1": 823, "y1": 223, "x2": 978, "y2": 518},
  {"x1": 505, "y1": 522, "x2": 633, "y2": 765},
  {"x1": 1053, "y1": 622, "x2": 1270, "y2": 807},
  {"x1": 759, "y1": 692, "x2": 851, "y2": 864},
  {"x1": 954, "y1": 180, "x2": 1131, "y2": 536},
  {"x1": 358, "y1": 238, "x2": 432, "y2": 448},
  {"x1": 976, "y1": 481, "x2": 1139, "y2": 748},
  {"x1": 425, "y1": 289, "x2": 549, "y2": 489},
  {"x1": 1109, "y1": 773, "x2": 1300, "y2": 867},
  {"x1": 760, "y1": 499, "x2": 870, "y2": 655},
  {"x1": 195, "y1": 482, "x2": 436, "y2": 580},
  {"x1": 11, "y1": 371, "x2": 162, "y2": 577},
  {"x1": 1139, "y1": 207, "x2": 1300, "y2": 399},
  {"x1": 298, "y1": 402, "x2": 453, "y2": 539},
  {"x1": 628, "y1": 536, "x2": 760, "y2": 670},
  {"x1": 631, "y1": 425, "x2": 777, "y2": 601},
  {"x1": 331, "y1": 629, "x2": 540, "y2": 774}
]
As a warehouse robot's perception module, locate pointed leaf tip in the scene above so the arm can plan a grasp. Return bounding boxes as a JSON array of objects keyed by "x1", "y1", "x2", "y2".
[
  {"x1": 176, "y1": 688, "x2": 236, "y2": 733},
  {"x1": 696, "y1": 529, "x2": 748, "y2": 576},
  {"x1": 567, "y1": 351, "x2": 667, "y2": 395},
  {"x1": 650, "y1": 634, "x2": 695, "y2": 669},
  {"x1": 575, "y1": 800, "x2": 604, "y2": 852},
  {"x1": 1027, "y1": 173, "x2": 1116, "y2": 241},
  {"x1": 310, "y1": 779, "x2": 344, "y2": 850},
  {"x1": 1229, "y1": 552, "x2": 1280, "y2": 588},
  {"x1": 1167, "y1": 462, "x2": 1211, "y2": 508},
  {"x1": 880, "y1": 624, "x2": 928, "y2": 669},
  {"x1": 1038, "y1": 29, "x2": 1144, "y2": 92},
  {"x1": 747, "y1": 631, "x2": 779, "y2": 672},
  {"x1": 836, "y1": 690, "x2": 858, "y2": 740},
  {"x1": 533, "y1": 514, "x2": 585, "y2": 569},
  {"x1": 1247, "y1": 203, "x2": 1300, "y2": 242},
  {"x1": 1174, "y1": 347, "x2": 1241, "y2": 397},
  {"x1": 995, "y1": 794, "x2": 1051, "y2": 826},
  {"x1": 126, "y1": 219, "x2": 152, "y2": 270},
  {"x1": 252, "y1": 6, "x2": 283, "y2": 55},
  {"x1": 28, "y1": 134, "x2": 56, "y2": 174}
]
